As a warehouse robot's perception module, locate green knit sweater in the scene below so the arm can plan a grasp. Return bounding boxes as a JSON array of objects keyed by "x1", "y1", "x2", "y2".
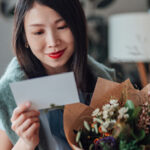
[{"x1": 0, "y1": 56, "x2": 115, "y2": 149}]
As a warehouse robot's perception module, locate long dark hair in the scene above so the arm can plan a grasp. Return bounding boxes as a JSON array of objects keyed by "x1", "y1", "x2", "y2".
[{"x1": 13, "y1": 0, "x2": 88, "y2": 91}]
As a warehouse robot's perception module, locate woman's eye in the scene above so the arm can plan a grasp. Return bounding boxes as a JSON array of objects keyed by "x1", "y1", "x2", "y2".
[
  {"x1": 33, "y1": 31, "x2": 44, "y2": 35},
  {"x1": 57, "y1": 25, "x2": 68, "y2": 30}
]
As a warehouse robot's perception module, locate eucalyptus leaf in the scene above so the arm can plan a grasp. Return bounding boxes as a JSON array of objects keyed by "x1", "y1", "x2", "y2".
[
  {"x1": 128, "y1": 107, "x2": 141, "y2": 125},
  {"x1": 94, "y1": 123, "x2": 98, "y2": 134},
  {"x1": 131, "y1": 107, "x2": 141, "y2": 120},
  {"x1": 76, "y1": 130, "x2": 82, "y2": 143},
  {"x1": 84, "y1": 121, "x2": 91, "y2": 131},
  {"x1": 89, "y1": 144, "x2": 94, "y2": 150},
  {"x1": 125, "y1": 100, "x2": 135, "y2": 116}
]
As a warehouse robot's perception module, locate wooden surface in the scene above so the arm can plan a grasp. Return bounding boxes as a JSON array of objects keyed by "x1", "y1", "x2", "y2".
[{"x1": 137, "y1": 62, "x2": 148, "y2": 87}]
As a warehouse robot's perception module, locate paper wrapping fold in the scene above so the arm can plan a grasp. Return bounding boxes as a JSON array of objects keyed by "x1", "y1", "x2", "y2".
[
  {"x1": 63, "y1": 78, "x2": 149, "y2": 150},
  {"x1": 64, "y1": 103, "x2": 94, "y2": 149}
]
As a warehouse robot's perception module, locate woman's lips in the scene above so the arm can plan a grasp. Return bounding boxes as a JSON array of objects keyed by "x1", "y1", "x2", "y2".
[{"x1": 48, "y1": 49, "x2": 65, "y2": 59}]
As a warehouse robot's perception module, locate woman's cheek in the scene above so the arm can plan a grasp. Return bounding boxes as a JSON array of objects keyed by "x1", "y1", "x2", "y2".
[{"x1": 29, "y1": 38, "x2": 45, "y2": 52}]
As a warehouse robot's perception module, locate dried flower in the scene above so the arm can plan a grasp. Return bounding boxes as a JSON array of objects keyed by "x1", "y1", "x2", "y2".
[{"x1": 137, "y1": 101, "x2": 150, "y2": 134}]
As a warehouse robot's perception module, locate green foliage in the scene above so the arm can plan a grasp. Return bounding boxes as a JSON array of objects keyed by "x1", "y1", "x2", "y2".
[
  {"x1": 120, "y1": 100, "x2": 146, "y2": 143},
  {"x1": 131, "y1": 129, "x2": 145, "y2": 143},
  {"x1": 125, "y1": 100, "x2": 135, "y2": 116},
  {"x1": 125, "y1": 100, "x2": 136, "y2": 127},
  {"x1": 100, "y1": 142, "x2": 113, "y2": 150},
  {"x1": 119, "y1": 140, "x2": 142, "y2": 150},
  {"x1": 140, "y1": 134, "x2": 150, "y2": 145},
  {"x1": 129, "y1": 106, "x2": 141, "y2": 122}
]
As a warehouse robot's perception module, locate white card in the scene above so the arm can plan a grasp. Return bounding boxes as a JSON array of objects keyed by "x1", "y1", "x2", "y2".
[{"x1": 10, "y1": 72, "x2": 79, "y2": 110}]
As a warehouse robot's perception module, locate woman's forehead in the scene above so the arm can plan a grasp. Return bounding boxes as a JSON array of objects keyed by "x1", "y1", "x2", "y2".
[{"x1": 24, "y1": 2, "x2": 64, "y2": 26}]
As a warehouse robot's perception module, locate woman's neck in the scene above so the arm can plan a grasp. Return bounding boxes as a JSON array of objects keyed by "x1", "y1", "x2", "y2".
[{"x1": 44, "y1": 64, "x2": 68, "y2": 75}]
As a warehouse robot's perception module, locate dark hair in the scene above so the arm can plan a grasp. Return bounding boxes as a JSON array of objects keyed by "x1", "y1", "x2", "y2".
[{"x1": 13, "y1": 0, "x2": 88, "y2": 91}]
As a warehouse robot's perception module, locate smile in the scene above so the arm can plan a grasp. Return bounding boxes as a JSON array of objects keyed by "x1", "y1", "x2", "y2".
[{"x1": 47, "y1": 49, "x2": 66, "y2": 59}]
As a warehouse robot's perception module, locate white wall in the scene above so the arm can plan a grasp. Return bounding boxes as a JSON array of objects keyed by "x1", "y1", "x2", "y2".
[{"x1": 0, "y1": 15, "x2": 14, "y2": 77}]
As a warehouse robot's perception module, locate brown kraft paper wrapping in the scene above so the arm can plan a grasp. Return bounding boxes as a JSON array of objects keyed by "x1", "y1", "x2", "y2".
[{"x1": 63, "y1": 77, "x2": 149, "y2": 150}]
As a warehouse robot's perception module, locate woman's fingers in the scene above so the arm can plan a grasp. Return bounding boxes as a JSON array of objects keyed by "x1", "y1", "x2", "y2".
[
  {"x1": 11, "y1": 102, "x2": 31, "y2": 122},
  {"x1": 11, "y1": 110, "x2": 40, "y2": 130},
  {"x1": 23, "y1": 122, "x2": 40, "y2": 139},
  {"x1": 15, "y1": 117, "x2": 40, "y2": 137},
  {"x1": 10, "y1": 102, "x2": 40, "y2": 148}
]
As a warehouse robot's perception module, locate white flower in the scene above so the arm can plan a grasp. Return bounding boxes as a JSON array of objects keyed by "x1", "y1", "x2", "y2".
[
  {"x1": 103, "y1": 121, "x2": 110, "y2": 128},
  {"x1": 101, "y1": 120, "x2": 111, "y2": 132},
  {"x1": 102, "y1": 104, "x2": 111, "y2": 111},
  {"x1": 101, "y1": 125, "x2": 107, "y2": 132},
  {"x1": 110, "y1": 119, "x2": 116, "y2": 124},
  {"x1": 92, "y1": 108, "x2": 101, "y2": 117},
  {"x1": 110, "y1": 103, "x2": 119, "y2": 111},
  {"x1": 124, "y1": 114, "x2": 129, "y2": 119},
  {"x1": 109, "y1": 111, "x2": 114, "y2": 116},
  {"x1": 110, "y1": 99, "x2": 118, "y2": 105},
  {"x1": 97, "y1": 111, "x2": 102, "y2": 116},
  {"x1": 107, "y1": 120, "x2": 116, "y2": 130},
  {"x1": 108, "y1": 105, "x2": 118, "y2": 117},
  {"x1": 103, "y1": 111, "x2": 108, "y2": 119},
  {"x1": 119, "y1": 107, "x2": 128, "y2": 114},
  {"x1": 118, "y1": 107, "x2": 129, "y2": 120},
  {"x1": 112, "y1": 103, "x2": 119, "y2": 108}
]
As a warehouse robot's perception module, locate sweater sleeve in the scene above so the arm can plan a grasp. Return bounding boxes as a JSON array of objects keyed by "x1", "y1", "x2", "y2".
[{"x1": 0, "y1": 57, "x2": 25, "y2": 144}]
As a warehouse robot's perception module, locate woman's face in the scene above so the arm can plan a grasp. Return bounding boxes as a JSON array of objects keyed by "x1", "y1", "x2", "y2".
[{"x1": 24, "y1": 2, "x2": 74, "y2": 74}]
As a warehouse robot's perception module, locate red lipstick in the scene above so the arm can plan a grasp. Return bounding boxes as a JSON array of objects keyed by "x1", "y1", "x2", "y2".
[{"x1": 48, "y1": 49, "x2": 65, "y2": 59}]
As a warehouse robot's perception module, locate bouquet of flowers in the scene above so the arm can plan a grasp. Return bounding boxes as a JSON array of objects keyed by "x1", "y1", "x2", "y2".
[{"x1": 63, "y1": 78, "x2": 150, "y2": 150}]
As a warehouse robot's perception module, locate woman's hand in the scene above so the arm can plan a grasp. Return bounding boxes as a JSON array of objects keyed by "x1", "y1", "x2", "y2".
[{"x1": 11, "y1": 102, "x2": 40, "y2": 150}]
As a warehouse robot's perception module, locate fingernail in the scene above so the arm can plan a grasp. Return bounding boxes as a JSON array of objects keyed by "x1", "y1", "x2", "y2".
[{"x1": 25, "y1": 102, "x2": 31, "y2": 107}]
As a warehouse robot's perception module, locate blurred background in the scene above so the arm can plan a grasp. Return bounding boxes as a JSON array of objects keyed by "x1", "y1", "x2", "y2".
[{"x1": 0, "y1": 0, "x2": 150, "y2": 89}]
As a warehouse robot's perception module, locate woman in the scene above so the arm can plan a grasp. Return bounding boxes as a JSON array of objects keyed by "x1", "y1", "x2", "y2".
[{"x1": 0, "y1": 0, "x2": 115, "y2": 149}]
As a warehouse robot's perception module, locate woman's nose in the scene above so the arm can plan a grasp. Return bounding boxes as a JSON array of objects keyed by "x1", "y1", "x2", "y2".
[{"x1": 47, "y1": 32, "x2": 60, "y2": 47}]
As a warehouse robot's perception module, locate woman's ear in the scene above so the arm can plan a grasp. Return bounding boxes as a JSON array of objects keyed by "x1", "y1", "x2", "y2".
[{"x1": 25, "y1": 41, "x2": 29, "y2": 48}]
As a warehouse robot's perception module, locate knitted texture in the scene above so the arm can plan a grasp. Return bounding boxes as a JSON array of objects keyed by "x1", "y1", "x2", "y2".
[{"x1": 0, "y1": 57, "x2": 26, "y2": 144}]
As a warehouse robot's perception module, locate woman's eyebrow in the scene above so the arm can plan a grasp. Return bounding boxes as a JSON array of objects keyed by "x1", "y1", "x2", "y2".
[
  {"x1": 55, "y1": 18, "x2": 64, "y2": 24},
  {"x1": 29, "y1": 18, "x2": 65, "y2": 27},
  {"x1": 29, "y1": 23, "x2": 45, "y2": 27}
]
